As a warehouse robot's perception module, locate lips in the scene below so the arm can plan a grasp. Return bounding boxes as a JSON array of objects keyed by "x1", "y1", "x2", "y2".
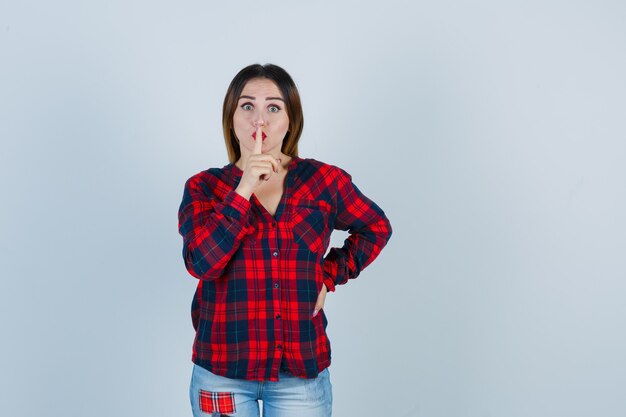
[{"x1": 252, "y1": 131, "x2": 267, "y2": 141}]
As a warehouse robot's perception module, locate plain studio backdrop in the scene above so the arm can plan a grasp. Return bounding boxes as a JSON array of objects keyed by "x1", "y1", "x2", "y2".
[{"x1": 1, "y1": 1, "x2": 625, "y2": 416}]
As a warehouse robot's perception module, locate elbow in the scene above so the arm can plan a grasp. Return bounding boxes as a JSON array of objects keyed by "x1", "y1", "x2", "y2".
[
  {"x1": 182, "y1": 246, "x2": 221, "y2": 281},
  {"x1": 383, "y1": 216, "x2": 393, "y2": 244},
  {"x1": 371, "y1": 214, "x2": 392, "y2": 247}
]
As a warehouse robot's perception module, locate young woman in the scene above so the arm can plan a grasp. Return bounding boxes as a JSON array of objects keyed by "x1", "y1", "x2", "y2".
[{"x1": 178, "y1": 64, "x2": 392, "y2": 417}]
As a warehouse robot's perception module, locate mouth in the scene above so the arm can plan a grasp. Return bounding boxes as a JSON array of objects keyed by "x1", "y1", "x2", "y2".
[{"x1": 252, "y1": 131, "x2": 267, "y2": 141}]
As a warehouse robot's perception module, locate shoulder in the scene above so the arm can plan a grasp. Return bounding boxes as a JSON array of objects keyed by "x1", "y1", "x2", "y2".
[
  {"x1": 183, "y1": 164, "x2": 234, "y2": 197},
  {"x1": 295, "y1": 157, "x2": 352, "y2": 181},
  {"x1": 187, "y1": 164, "x2": 232, "y2": 184},
  {"x1": 291, "y1": 157, "x2": 353, "y2": 202}
]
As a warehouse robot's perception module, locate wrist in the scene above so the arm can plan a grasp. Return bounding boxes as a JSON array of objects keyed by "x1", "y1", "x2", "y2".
[{"x1": 235, "y1": 185, "x2": 252, "y2": 200}]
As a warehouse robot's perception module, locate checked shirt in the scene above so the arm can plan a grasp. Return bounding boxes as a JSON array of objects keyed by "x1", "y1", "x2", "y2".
[{"x1": 178, "y1": 156, "x2": 392, "y2": 381}]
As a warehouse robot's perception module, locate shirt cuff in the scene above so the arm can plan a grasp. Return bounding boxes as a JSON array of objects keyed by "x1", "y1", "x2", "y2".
[
  {"x1": 323, "y1": 258, "x2": 337, "y2": 292},
  {"x1": 221, "y1": 189, "x2": 251, "y2": 220}
]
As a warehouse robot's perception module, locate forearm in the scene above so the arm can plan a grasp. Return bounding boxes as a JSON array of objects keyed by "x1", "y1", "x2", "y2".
[
  {"x1": 179, "y1": 185, "x2": 253, "y2": 281},
  {"x1": 323, "y1": 167, "x2": 393, "y2": 290},
  {"x1": 324, "y1": 214, "x2": 392, "y2": 288}
]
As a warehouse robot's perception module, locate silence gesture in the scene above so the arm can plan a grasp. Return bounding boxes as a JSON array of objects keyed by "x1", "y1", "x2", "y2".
[{"x1": 235, "y1": 123, "x2": 281, "y2": 199}]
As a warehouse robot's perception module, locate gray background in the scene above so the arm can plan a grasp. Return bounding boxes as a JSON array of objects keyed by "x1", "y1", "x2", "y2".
[{"x1": 1, "y1": 1, "x2": 625, "y2": 416}]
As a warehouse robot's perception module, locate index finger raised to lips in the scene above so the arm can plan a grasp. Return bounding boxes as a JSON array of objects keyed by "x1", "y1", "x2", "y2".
[{"x1": 253, "y1": 126, "x2": 263, "y2": 155}]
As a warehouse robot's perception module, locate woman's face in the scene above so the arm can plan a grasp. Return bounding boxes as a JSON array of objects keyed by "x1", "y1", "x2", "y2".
[{"x1": 233, "y1": 78, "x2": 289, "y2": 158}]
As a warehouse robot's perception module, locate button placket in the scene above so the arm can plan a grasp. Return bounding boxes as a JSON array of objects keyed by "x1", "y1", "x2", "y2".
[{"x1": 271, "y1": 220, "x2": 284, "y2": 371}]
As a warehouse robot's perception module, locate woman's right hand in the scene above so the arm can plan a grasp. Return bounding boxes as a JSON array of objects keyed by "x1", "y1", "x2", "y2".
[{"x1": 235, "y1": 125, "x2": 281, "y2": 199}]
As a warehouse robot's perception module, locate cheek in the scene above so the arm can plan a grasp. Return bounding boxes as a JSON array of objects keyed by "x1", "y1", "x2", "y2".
[
  {"x1": 232, "y1": 114, "x2": 250, "y2": 133},
  {"x1": 233, "y1": 111, "x2": 246, "y2": 125},
  {"x1": 275, "y1": 115, "x2": 290, "y2": 132}
]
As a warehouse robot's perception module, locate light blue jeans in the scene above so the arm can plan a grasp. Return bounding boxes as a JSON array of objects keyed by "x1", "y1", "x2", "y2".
[{"x1": 190, "y1": 364, "x2": 332, "y2": 417}]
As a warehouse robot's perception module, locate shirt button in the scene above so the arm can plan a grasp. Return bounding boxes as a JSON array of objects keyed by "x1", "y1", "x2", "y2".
[
  {"x1": 276, "y1": 344, "x2": 283, "y2": 349},
  {"x1": 272, "y1": 251, "x2": 278, "y2": 257},
  {"x1": 274, "y1": 283, "x2": 279, "y2": 289},
  {"x1": 276, "y1": 314, "x2": 281, "y2": 319}
]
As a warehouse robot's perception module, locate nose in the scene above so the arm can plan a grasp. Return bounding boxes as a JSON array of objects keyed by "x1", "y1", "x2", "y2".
[{"x1": 253, "y1": 109, "x2": 267, "y2": 128}]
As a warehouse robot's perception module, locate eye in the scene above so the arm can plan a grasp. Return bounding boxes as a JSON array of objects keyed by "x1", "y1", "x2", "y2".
[
  {"x1": 268, "y1": 105, "x2": 281, "y2": 113},
  {"x1": 241, "y1": 103, "x2": 253, "y2": 111}
]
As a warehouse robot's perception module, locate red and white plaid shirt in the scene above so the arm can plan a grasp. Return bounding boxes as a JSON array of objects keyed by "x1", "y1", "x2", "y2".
[{"x1": 178, "y1": 156, "x2": 392, "y2": 381}]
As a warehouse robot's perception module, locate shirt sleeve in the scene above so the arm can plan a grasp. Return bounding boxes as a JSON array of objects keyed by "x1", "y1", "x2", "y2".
[
  {"x1": 178, "y1": 175, "x2": 253, "y2": 281},
  {"x1": 322, "y1": 168, "x2": 392, "y2": 292}
]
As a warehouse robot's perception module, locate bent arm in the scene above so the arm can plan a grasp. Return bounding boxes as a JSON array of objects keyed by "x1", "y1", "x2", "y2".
[
  {"x1": 322, "y1": 169, "x2": 392, "y2": 292},
  {"x1": 178, "y1": 176, "x2": 252, "y2": 281}
]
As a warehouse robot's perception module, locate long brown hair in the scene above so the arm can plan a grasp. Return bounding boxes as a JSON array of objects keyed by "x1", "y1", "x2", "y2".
[{"x1": 222, "y1": 64, "x2": 304, "y2": 163}]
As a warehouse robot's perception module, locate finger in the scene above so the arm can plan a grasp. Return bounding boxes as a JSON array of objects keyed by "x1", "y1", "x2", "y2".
[
  {"x1": 253, "y1": 125, "x2": 263, "y2": 155},
  {"x1": 249, "y1": 155, "x2": 279, "y2": 173},
  {"x1": 313, "y1": 290, "x2": 326, "y2": 317},
  {"x1": 250, "y1": 165, "x2": 273, "y2": 182},
  {"x1": 313, "y1": 299, "x2": 322, "y2": 311}
]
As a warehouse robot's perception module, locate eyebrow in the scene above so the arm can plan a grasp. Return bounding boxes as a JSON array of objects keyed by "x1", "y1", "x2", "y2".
[{"x1": 239, "y1": 95, "x2": 285, "y2": 102}]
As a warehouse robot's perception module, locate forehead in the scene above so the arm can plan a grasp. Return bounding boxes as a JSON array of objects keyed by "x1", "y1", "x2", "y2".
[{"x1": 240, "y1": 78, "x2": 283, "y2": 99}]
